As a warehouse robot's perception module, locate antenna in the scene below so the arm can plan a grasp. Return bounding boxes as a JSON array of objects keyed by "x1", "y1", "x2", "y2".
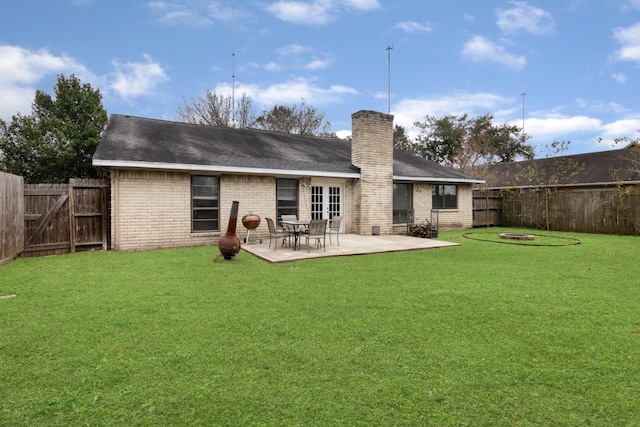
[
  {"x1": 386, "y1": 44, "x2": 393, "y2": 114},
  {"x1": 231, "y1": 0, "x2": 236, "y2": 126},
  {"x1": 521, "y1": 92, "x2": 526, "y2": 136}
]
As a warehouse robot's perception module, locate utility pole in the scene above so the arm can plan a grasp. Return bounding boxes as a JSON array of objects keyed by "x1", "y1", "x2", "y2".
[{"x1": 387, "y1": 44, "x2": 393, "y2": 114}]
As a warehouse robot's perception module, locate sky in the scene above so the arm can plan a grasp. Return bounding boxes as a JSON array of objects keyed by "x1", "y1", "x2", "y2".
[{"x1": 2, "y1": 0, "x2": 640, "y2": 156}]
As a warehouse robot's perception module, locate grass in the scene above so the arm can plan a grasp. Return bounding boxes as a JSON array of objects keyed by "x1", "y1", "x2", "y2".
[{"x1": 1, "y1": 228, "x2": 639, "y2": 426}]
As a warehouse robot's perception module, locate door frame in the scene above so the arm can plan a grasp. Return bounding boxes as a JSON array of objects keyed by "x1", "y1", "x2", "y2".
[{"x1": 310, "y1": 181, "x2": 344, "y2": 232}]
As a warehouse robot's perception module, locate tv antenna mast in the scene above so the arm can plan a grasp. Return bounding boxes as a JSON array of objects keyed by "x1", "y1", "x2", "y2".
[
  {"x1": 386, "y1": 44, "x2": 393, "y2": 114},
  {"x1": 521, "y1": 92, "x2": 526, "y2": 135},
  {"x1": 231, "y1": 0, "x2": 236, "y2": 126}
]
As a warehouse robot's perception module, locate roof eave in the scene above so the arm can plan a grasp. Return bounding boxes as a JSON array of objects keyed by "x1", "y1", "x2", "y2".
[
  {"x1": 394, "y1": 175, "x2": 485, "y2": 184},
  {"x1": 483, "y1": 180, "x2": 640, "y2": 190},
  {"x1": 93, "y1": 159, "x2": 361, "y2": 179}
]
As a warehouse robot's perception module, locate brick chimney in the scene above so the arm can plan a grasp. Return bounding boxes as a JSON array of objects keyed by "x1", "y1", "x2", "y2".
[{"x1": 351, "y1": 110, "x2": 394, "y2": 235}]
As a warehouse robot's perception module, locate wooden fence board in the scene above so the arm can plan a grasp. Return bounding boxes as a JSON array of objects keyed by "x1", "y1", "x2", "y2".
[
  {"x1": 1, "y1": 172, "x2": 24, "y2": 265},
  {"x1": 22, "y1": 179, "x2": 110, "y2": 257},
  {"x1": 501, "y1": 189, "x2": 640, "y2": 234},
  {"x1": 472, "y1": 191, "x2": 503, "y2": 227}
]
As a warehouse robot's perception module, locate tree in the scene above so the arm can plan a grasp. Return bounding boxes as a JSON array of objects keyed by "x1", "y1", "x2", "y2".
[
  {"x1": 393, "y1": 125, "x2": 412, "y2": 151},
  {"x1": 600, "y1": 136, "x2": 640, "y2": 233},
  {"x1": 176, "y1": 91, "x2": 256, "y2": 128},
  {"x1": 254, "y1": 100, "x2": 332, "y2": 136},
  {"x1": 405, "y1": 113, "x2": 534, "y2": 174},
  {"x1": 0, "y1": 74, "x2": 108, "y2": 183},
  {"x1": 512, "y1": 140, "x2": 585, "y2": 230}
]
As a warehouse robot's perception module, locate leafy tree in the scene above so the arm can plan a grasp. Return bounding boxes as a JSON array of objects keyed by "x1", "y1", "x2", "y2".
[
  {"x1": 393, "y1": 125, "x2": 412, "y2": 151},
  {"x1": 0, "y1": 74, "x2": 108, "y2": 183},
  {"x1": 405, "y1": 113, "x2": 534, "y2": 174},
  {"x1": 254, "y1": 100, "x2": 332, "y2": 136},
  {"x1": 176, "y1": 91, "x2": 256, "y2": 129}
]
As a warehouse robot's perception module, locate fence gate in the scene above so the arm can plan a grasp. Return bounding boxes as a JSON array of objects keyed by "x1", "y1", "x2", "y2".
[
  {"x1": 472, "y1": 190, "x2": 503, "y2": 227},
  {"x1": 24, "y1": 179, "x2": 109, "y2": 257}
]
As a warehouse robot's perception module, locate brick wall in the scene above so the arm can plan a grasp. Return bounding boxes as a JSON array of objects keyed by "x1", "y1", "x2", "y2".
[
  {"x1": 220, "y1": 175, "x2": 276, "y2": 243},
  {"x1": 351, "y1": 110, "x2": 395, "y2": 235},
  {"x1": 431, "y1": 184, "x2": 474, "y2": 230},
  {"x1": 111, "y1": 169, "x2": 196, "y2": 251},
  {"x1": 111, "y1": 170, "x2": 280, "y2": 251}
]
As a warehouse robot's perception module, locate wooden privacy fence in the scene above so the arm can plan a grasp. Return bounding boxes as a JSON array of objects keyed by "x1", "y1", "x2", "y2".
[
  {"x1": 502, "y1": 189, "x2": 640, "y2": 235},
  {"x1": 24, "y1": 179, "x2": 110, "y2": 257},
  {"x1": 1, "y1": 172, "x2": 25, "y2": 265},
  {"x1": 472, "y1": 190, "x2": 503, "y2": 227}
]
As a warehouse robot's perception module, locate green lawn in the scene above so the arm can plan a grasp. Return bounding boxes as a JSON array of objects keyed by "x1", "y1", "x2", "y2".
[{"x1": 1, "y1": 229, "x2": 639, "y2": 426}]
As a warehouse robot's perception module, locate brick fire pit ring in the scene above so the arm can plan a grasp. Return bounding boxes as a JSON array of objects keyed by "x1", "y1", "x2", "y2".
[{"x1": 500, "y1": 232, "x2": 535, "y2": 241}]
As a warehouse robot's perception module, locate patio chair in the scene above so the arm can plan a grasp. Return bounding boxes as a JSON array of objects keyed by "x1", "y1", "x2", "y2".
[
  {"x1": 328, "y1": 215, "x2": 343, "y2": 246},
  {"x1": 280, "y1": 214, "x2": 299, "y2": 244},
  {"x1": 304, "y1": 219, "x2": 327, "y2": 252},
  {"x1": 266, "y1": 217, "x2": 290, "y2": 250}
]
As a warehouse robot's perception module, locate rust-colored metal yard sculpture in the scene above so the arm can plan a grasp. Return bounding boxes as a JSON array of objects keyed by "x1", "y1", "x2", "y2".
[{"x1": 214, "y1": 201, "x2": 241, "y2": 261}]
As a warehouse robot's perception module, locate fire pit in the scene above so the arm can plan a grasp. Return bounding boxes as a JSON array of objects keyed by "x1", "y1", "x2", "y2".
[{"x1": 500, "y1": 232, "x2": 535, "y2": 241}]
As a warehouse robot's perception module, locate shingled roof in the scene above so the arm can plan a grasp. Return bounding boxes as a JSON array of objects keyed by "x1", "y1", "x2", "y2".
[
  {"x1": 482, "y1": 144, "x2": 640, "y2": 189},
  {"x1": 93, "y1": 114, "x2": 482, "y2": 183}
]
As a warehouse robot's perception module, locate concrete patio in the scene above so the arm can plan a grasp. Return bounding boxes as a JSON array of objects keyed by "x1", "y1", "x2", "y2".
[{"x1": 241, "y1": 233, "x2": 459, "y2": 263}]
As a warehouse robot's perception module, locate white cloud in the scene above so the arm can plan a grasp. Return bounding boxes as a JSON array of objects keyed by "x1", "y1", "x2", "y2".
[
  {"x1": 575, "y1": 98, "x2": 629, "y2": 114},
  {"x1": 266, "y1": 1, "x2": 335, "y2": 25},
  {"x1": 0, "y1": 44, "x2": 94, "y2": 120},
  {"x1": 276, "y1": 44, "x2": 311, "y2": 56},
  {"x1": 148, "y1": 1, "x2": 237, "y2": 26},
  {"x1": 343, "y1": 0, "x2": 380, "y2": 11},
  {"x1": 614, "y1": 22, "x2": 640, "y2": 62},
  {"x1": 264, "y1": 61, "x2": 283, "y2": 72},
  {"x1": 213, "y1": 78, "x2": 358, "y2": 108},
  {"x1": 110, "y1": 54, "x2": 169, "y2": 99},
  {"x1": 390, "y1": 91, "x2": 640, "y2": 154},
  {"x1": 148, "y1": 1, "x2": 212, "y2": 26},
  {"x1": 523, "y1": 113, "x2": 602, "y2": 140},
  {"x1": 392, "y1": 92, "x2": 511, "y2": 128},
  {"x1": 265, "y1": 0, "x2": 379, "y2": 25},
  {"x1": 394, "y1": 21, "x2": 432, "y2": 33},
  {"x1": 304, "y1": 58, "x2": 331, "y2": 70},
  {"x1": 611, "y1": 73, "x2": 628, "y2": 84},
  {"x1": 461, "y1": 35, "x2": 527, "y2": 70},
  {"x1": 496, "y1": 1, "x2": 555, "y2": 35},
  {"x1": 600, "y1": 117, "x2": 640, "y2": 141}
]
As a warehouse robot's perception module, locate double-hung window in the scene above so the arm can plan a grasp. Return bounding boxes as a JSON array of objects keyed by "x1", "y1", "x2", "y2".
[
  {"x1": 393, "y1": 183, "x2": 413, "y2": 223},
  {"x1": 191, "y1": 175, "x2": 219, "y2": 232},
  {"x1": 276, "y1": 179, "x2": 298, "y2": 220},
  {"x1": 432, "y1": 184, "x2": 457, "y2": 209}
]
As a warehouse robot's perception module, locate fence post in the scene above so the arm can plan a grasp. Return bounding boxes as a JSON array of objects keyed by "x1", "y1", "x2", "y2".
[{"x1": 68, "y1": 184, "x2": 76, "y2": 254}]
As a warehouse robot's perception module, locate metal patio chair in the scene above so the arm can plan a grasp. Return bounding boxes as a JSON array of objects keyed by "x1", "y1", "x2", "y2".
[
  {"x1": 328, "y1": 215, "x2": 343, "y2": 246},
  {"x1": 304, "y1": 219, "x2": 327, "y2": 252},
  {"x1": 266, "y1": 217, "x2": 290, "y2": 250}
]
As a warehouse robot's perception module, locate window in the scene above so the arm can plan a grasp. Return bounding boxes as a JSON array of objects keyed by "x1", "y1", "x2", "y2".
[
  {"x1": 276, "y1": 179, "x2": 298, "y2": 220},
  {"x1": 191, "y1": 175, "x2": 219, "y2": 232},
  {"x1": 432, "y1": 184, "x2": 457, "y2": 209},
  {"x1": 393, "y1": 183, "x2": 413, "y2": 223}
]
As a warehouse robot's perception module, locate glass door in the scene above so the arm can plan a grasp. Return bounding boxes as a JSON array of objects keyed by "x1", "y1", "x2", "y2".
[{"x1": 311, "y1": 184, "x2": 343, "y2": 231}]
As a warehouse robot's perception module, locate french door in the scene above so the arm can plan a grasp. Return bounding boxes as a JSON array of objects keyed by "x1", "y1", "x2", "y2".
[{"x1": 310, "y1": 184, "x2": 343, "y2": 231}]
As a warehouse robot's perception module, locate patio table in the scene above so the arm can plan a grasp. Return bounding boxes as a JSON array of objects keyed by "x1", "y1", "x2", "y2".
[{"x1": 281, "y1": 219, "x2": 310, "y2": 250}]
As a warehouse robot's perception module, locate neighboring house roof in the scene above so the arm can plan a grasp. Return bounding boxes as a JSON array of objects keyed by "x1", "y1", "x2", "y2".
[
  {"x1": 94, "y1": 114, "x2": 482, "y2": 184},
  {"x1": 483, "y1": 145, "x2": 640, "y2": 189}
]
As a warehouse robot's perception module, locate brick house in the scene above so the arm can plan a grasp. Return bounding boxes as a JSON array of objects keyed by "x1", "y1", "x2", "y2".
[{"x1": 93, "y1": 110, "x2": 483, "y2": 251}]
